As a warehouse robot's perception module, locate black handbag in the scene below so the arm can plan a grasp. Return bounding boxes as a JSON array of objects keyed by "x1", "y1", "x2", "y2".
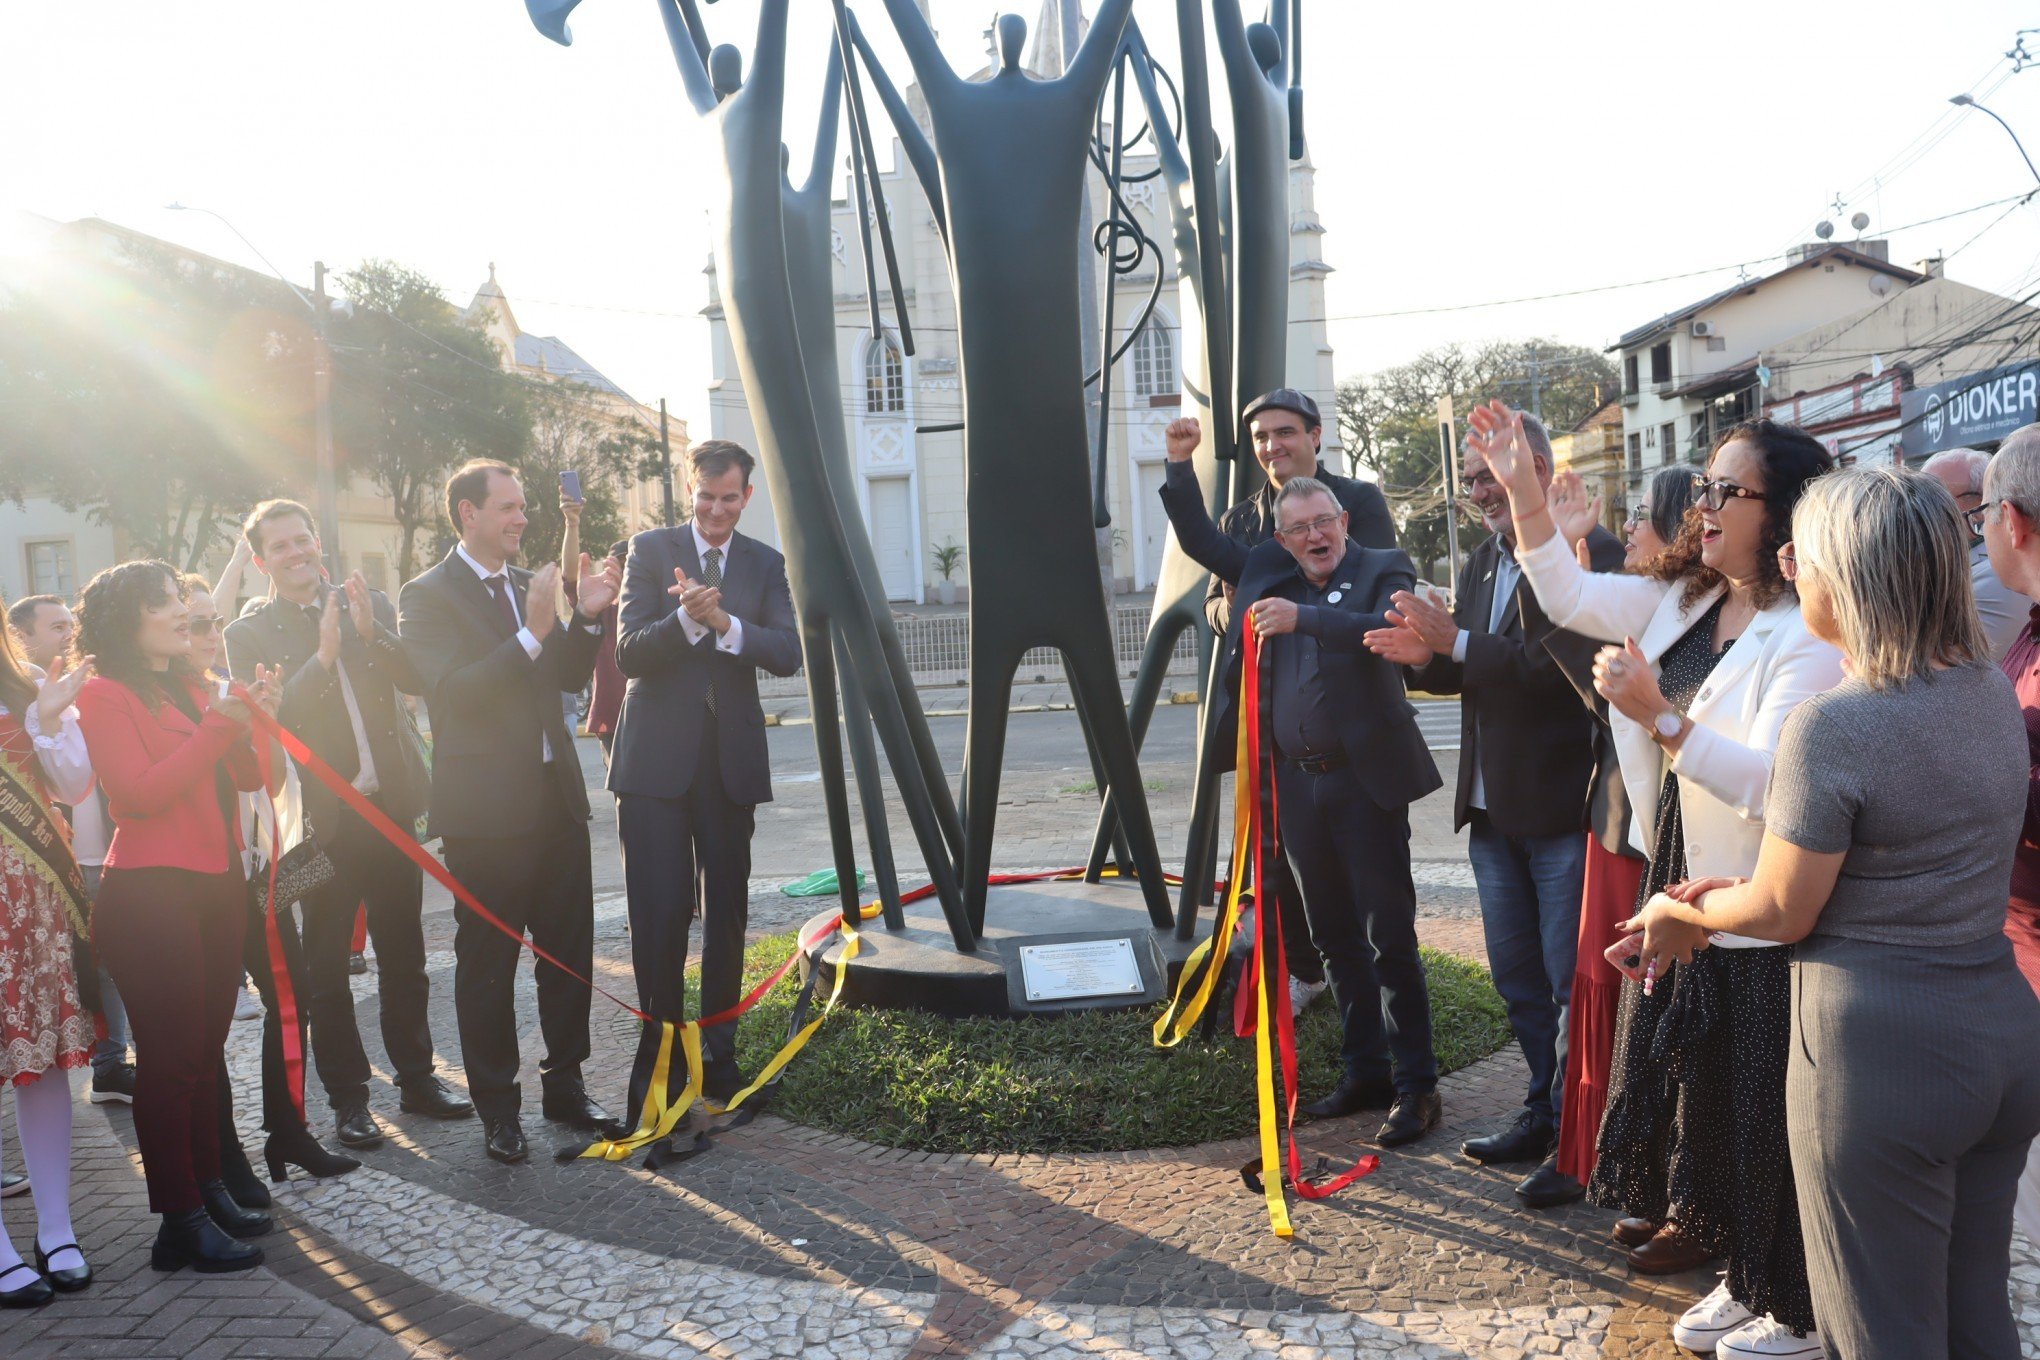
[{"x1": 255, "y1": 833, "x2": 337, "y2": 911}]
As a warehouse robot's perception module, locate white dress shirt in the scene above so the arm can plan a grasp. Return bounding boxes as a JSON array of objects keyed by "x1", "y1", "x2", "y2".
[
  {"x1": 1449, "y1": 539, "x2": 1521, "y2": 811},
  {"x1": 680, "y1": 522, "x2": 747, "y2": 657},
  {"x1": 454, "y1": 542, "x2": 598, "y2": 763}
]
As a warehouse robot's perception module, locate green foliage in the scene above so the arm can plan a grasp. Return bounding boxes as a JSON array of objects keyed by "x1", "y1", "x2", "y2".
[
  {"x1": 930, "y1": 537, "x2": 966, "y2": 582},
  {"x1": 1338, "y1": 339, "x2": 1619, "y2": 579},
  {"x1": 514, "y1": 380, "x2": 664, "y2": 568},
  {"x1": 0, "y1": 240, "x2": 322, "y2": 567},
  {"x1": 330, "y1": 261, "x2": 530, "y2": 580},
  {"x1": 711, "y1": 933, "x2": 1510, "y2": 1154}
]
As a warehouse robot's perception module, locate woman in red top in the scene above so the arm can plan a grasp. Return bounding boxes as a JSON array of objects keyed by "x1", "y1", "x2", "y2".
[
  {"x1": 0, "y1": 611, "x2": 97, "y2": 1307},
  {"x1": 72, "y1": 562, "x2": 281, "y2": 1275}
]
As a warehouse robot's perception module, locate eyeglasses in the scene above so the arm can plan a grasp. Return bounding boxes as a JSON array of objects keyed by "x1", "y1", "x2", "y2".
[
  {"x1": 1691, "y1": 474, "x2": 1767, "y2": 511},
  {"x1": 1776, "y1": 544, "x2": 1798, "y2": 581},
  {"x1": 188, "y1": 618, "x2": 220, "y2": 636},
  {"x1": 1963, "y1": 499, "x2": 2020, "y2": 533},
  {"x1": 1275, "y1": 512, "x2": 1344, "y2": 540},
  {"x1": 1624, "y1": 503, "x2": 1652, "y2": 529}
]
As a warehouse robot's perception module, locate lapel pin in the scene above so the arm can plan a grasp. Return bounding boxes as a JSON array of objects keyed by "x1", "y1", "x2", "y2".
[{"x1": 1327, "y1": 590, "x2": 1343, "y2": 603}]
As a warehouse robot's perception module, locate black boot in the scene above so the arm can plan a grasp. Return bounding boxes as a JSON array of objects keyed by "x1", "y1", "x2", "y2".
[
  {"x1": 218, "y1": 1139, "x2": 272, "y2": 1210},
  {"x1": 201, "y1": 1179, "x2": 273, "y2": 1239},
  {"x1": 264, "y1": 1127, "x2": 361, "y2": 1184},
  {"x1": 151, "y1": 1209, "x2": 263, "y2": 1274}
]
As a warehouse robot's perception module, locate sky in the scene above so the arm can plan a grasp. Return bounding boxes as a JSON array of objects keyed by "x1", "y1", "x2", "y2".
[{"x1": 4, "y1": 1, "x2": 2039, "y2": 444}]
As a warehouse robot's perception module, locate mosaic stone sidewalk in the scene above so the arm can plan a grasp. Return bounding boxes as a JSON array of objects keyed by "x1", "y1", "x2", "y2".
[{"x1": 5, "y1": 876, "x2": 2035, "y2": 1359}]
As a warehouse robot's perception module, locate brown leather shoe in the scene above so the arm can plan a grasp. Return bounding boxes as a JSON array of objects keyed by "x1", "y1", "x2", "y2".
[
  {"x1": 1626, "y1": 1222, "x2": 1717, "y2": 1275},
  {"x1": 1611, "y1": 1216, "x2": 1659, "y2": 1248}
]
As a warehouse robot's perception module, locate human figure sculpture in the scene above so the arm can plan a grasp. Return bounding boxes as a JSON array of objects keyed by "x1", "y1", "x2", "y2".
[
  {"x1": 778, "y1": 40, "x2": 965, "y2": 923},
  {"x1": 1215, "y1": 0, "x2": 1294, "y2": 439},
  {"x1": 872, "y1": 0, "x2": 1170, "y2": 933},
  {"x1": 622, "y1": 0, "x2": 974, "y2": 948}
]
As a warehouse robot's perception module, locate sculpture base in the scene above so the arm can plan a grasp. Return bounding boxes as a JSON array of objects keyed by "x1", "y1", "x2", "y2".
[{"x1": 798, "y1": 876, "x2": 1247, "y2": 1019}]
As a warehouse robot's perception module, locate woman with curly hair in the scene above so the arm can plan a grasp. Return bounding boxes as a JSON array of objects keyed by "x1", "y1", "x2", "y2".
[
  {"x1": 0, "y1": 602, "x2": 97, "y2": 1306},
  {"x1": 71, "y1": 562, "x2": 282, "y2": 1274},
  {"x1": 1472, "y1": 401, "x2": 1841, "y2": 1358}
]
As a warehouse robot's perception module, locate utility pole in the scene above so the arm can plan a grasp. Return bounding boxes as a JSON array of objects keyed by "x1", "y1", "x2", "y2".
[
  {"x1": 1438, "y1": 395, "x2": 1462, "y2": 580},
  {"x1": 311, "y1": 261, "x2": 340, "y2": 576},
  {"x1": 659, "y1": 398, "x2": 676, "y2": 526}
]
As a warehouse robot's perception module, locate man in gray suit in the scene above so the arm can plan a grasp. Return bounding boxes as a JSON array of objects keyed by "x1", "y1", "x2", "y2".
[{"x1": 610, "y1": 441, "x2": 801, "y2": 1120}]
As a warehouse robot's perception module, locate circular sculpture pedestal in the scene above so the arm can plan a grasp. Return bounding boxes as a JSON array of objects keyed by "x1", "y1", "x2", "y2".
[{"x1": 799, "y1": 876, "x2": 1242, "y2": 1019}]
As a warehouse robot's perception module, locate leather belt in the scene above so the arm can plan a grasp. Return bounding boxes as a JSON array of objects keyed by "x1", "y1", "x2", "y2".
[{"x1": 1279, "y1": 750, "x2": 1347, "y2": 775}]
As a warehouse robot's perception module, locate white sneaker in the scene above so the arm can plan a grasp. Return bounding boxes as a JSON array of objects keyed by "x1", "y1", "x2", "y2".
[
  {"x1": 1717, "y1": 1315, "x2": 1824, "y2": 1358},
  {"x1": 233, "y1": 986, "x2": 264, "y2": 1022},
  {"x1": 1288, "y1": 976, "x2": 1329, "y2": 1014},
  {"x1": 1673, "y1": 1280, "x2": 1754, "y2": 1352}
]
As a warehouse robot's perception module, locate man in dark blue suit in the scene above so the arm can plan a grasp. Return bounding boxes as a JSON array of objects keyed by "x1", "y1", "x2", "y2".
[
  {"x1": 610, "y1": 440, "x2": 801, "y2": 1117},
  {"x1": 1159, "y1": 417, "x2": 1446, "y2": 1146}
]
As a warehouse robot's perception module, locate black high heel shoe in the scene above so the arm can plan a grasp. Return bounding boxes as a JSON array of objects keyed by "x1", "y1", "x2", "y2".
[
  {"x1": 219, "y1": 1140, "x2": 273, "y2": 1209},
  {"x1": 34, "y1": 1241, "x2": 91, "y2": 1292},
  {"x1": 151, "y1": 1209, "x2": 261, "y2": 1274},
  {"x1": 263, "y1": 1127, "x2": 361, "y2": 1183}
]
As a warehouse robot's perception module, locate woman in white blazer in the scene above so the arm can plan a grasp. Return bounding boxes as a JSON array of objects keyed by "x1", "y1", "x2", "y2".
[{"x1": 1467, "y1": 401, "x2": 1841, "y2": 1360}]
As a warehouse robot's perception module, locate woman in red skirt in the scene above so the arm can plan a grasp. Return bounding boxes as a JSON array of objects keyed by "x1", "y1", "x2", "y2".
[{"x1": 0, "y1": 606, "x2": 100, "y2": 1306}]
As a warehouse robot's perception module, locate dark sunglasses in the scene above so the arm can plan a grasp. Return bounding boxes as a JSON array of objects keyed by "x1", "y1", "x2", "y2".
[
  {"x1": 1691, "y1": 474, "x2": 1767, "y2": 512},
  {"x1": 188, "y1": 618, "x2": 220, "y2": 636}
]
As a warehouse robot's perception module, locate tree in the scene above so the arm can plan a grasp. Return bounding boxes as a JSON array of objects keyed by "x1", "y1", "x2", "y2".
[
  {"x1": 329, "y1": 261, "x2": 531, "y2": 580},
  {"x1": 513, "y1": 379, "x2": 664, "y2": 568},
  {"x1": 1337, "y1": 338, "x2": 1619, "y2": 577},
  {"x1": 0, "y1": 241, "x2": 320, "y2": 568}
]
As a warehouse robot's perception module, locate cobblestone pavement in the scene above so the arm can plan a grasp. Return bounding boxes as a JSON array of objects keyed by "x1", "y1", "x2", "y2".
[{"x1": 4, "y1": 728, "x2": 2035, "y2": 1359}]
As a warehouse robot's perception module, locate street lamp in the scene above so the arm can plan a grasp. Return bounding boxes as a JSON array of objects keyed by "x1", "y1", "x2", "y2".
[
  {"x1": 165, "y1": 202, "x2": 341, "y2": 575},
  {"x1": 1949, "y1": 94, "x2": 2040, "y2": 187}
]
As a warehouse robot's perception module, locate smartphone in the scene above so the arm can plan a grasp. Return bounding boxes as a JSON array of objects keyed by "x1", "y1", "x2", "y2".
[
  {"x1": 217, "y1": 678, "x2": 232, "y2": 701},
  {"x1": 559, "y1": 469, "x2": 584, "y2": 504}
]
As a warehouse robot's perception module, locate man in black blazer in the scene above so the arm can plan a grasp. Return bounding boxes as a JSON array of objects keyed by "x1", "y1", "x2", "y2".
[
  {"x1": 225, "y1": 500, "x2": 471, "y2": 1149},
  {"x1": 398, "y1": 460, "x2": 622, "y2": 1164},
  {"x1": 1203, "y1": 389, "x2": 1398, "y2": 1020},
  {"x1": 1367, "y1": 415, "x2": 1622, "y2": 1172},
  {"x1": 1160, "y1": 417, "x2": 1446, "y2": 1147},
  {"x1": 610, "y1": 440, "x2": 801, "y2": 1118}
]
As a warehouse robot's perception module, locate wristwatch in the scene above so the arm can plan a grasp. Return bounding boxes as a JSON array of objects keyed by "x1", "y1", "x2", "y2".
[{"x1": 1651, "y1": 709, "x2": 1687, "y2": 746}]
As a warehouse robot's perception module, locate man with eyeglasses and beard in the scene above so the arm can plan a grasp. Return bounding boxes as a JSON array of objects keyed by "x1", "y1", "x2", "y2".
[{"x1": 1159, "y1": 416, "x2": 1445, "y2": 1148}]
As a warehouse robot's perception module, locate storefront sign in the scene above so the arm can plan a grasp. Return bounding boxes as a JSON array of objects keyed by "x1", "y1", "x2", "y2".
[{"x1": 1900, "y1": 360, "x2": 2040, "y2": 458}]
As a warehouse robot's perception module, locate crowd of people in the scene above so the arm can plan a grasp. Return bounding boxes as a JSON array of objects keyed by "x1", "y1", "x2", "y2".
[{"x1": 0, "y1": 396, "x2": 2036, "y2": 1359}]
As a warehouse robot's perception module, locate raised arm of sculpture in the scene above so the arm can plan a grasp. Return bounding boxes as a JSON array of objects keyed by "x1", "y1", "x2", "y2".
[
  {"x1": 1065, "y1": 0, "x2": 1139, "y2": 93},
  {"x1": 1213, "y1": 0, "x2": 1283, "y2": 94},
  {"x1": 653, "y1": 0, "x2": 720, "y2": 114},
  {"x1": 737, "y1": 0, "x2": 789, "y2": 110},
  {"x1": 802, "y1": 41, "x2": 844, "y2": 196},
  {"x1": 845, "y1": 11, "x2": 943, "y2": 236},
  {"x1": 1124, "y1": 22, "x2": 1192, "y2": 209},
  {"x1": 874, "y1": 0, "x2": 961, "y2": 98}
]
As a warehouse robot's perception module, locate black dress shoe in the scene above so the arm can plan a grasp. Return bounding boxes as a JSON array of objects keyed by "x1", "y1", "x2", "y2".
[
  {"x1": 264, "y1": 1128, "x2": 361, "y2": 1183},
  {"x1": 1298, "y1": 1075, "x2": 1399, "y2": 1121},
  {"x1": 1376, "y1": 1091, "x2": 1442, "y2": 1147},
  {"x1": 218, "y1": 1140, "x2": 273, "y2": 1209},
  {"x1": 1461, "y1": 1109, "x2": 1557, "y2": 1166},
  {"x1": 1515, "y1": 1155, "x2": 1587, "y2": 1209},
  {"x1": 483, "y1": 1116, "x2": 528, "y2": 1164},
  {"x1": 399, "y1": 1075, "x2": 475, "y2": 1120},
  {"x1": 201, "y1": 1179, "x2": 273, "y2": 1239},
  {"x1": 541, "y1": 1083, "x2": 616, "y2": 1132},
  {"x1": 0, "y1": 1261, "x2": 53, "y2": 1308},
  {"x1": 34, "y1": 1241, "x2": 91, "y2": 1292},
  {"x1": 703, "y1": 1064, "x2": 749, "y2": 1109},
  {"x1": 333, "y1": 1102, "x2": 386, "y2": 1150},
  {"x1": 152, "y1": 1208, "x2": 262, "y2": 1274}
]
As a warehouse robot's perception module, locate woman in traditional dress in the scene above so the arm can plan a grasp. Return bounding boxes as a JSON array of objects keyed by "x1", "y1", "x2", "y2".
[{"x1": 0, "y1": 603, "x2": 99, "y2": 1305}]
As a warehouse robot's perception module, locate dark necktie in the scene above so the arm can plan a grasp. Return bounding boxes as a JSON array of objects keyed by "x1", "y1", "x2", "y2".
[
  {"x1": 701, "y1": 546, "x2": 722, "y2": 715},
  {"x1": 485, "y1": 575, "x2": 520, "y2": 634}
]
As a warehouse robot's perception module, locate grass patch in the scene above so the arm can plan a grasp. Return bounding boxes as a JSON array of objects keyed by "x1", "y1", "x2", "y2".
[{"x1": 717, "y1": 932, "x2": 1509, "y2": 1154}]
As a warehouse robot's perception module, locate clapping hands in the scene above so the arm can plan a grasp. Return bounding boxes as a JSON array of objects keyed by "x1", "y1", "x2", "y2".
[
  {"x1": 669, "y1": 567, "x2": 731, "y2": 635},
  {"x1": 33, "y1": 652, "x2": 95, "y2": 731},
  {"x1": 574, "y1": 552, "x2": 622, "y2": 618}
]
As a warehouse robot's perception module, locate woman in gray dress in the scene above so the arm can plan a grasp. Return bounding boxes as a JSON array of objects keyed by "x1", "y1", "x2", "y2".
[{"x1": 1626, "y1": 464, "x2": 2040, "y2": 1360}]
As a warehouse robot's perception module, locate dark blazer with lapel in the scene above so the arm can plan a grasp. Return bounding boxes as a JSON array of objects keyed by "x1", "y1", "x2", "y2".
[
  {"x1": 224, "y1": 589, "x2": 429, "y2": 847},
  {"x1": 1204, "y1": 462, "x2": 1398, "y2": 636},
  {"x1": 607, "y1": 525, "x2": 802, "y2": 806},
  {"x1": 1409, "y1": 525, "x2": 1625, "y2": 838},
  {"x1": 397, "y1": 550, "x2": 601, "y2": 840},
  {"x1": 1160, "y1": 463, "x2": 1442, "y2": 812}
]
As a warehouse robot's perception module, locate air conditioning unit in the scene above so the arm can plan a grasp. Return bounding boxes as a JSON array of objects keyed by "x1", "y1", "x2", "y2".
[{"x1": 1689, "y1": 320, "x2": 1714, "y2": 338}]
